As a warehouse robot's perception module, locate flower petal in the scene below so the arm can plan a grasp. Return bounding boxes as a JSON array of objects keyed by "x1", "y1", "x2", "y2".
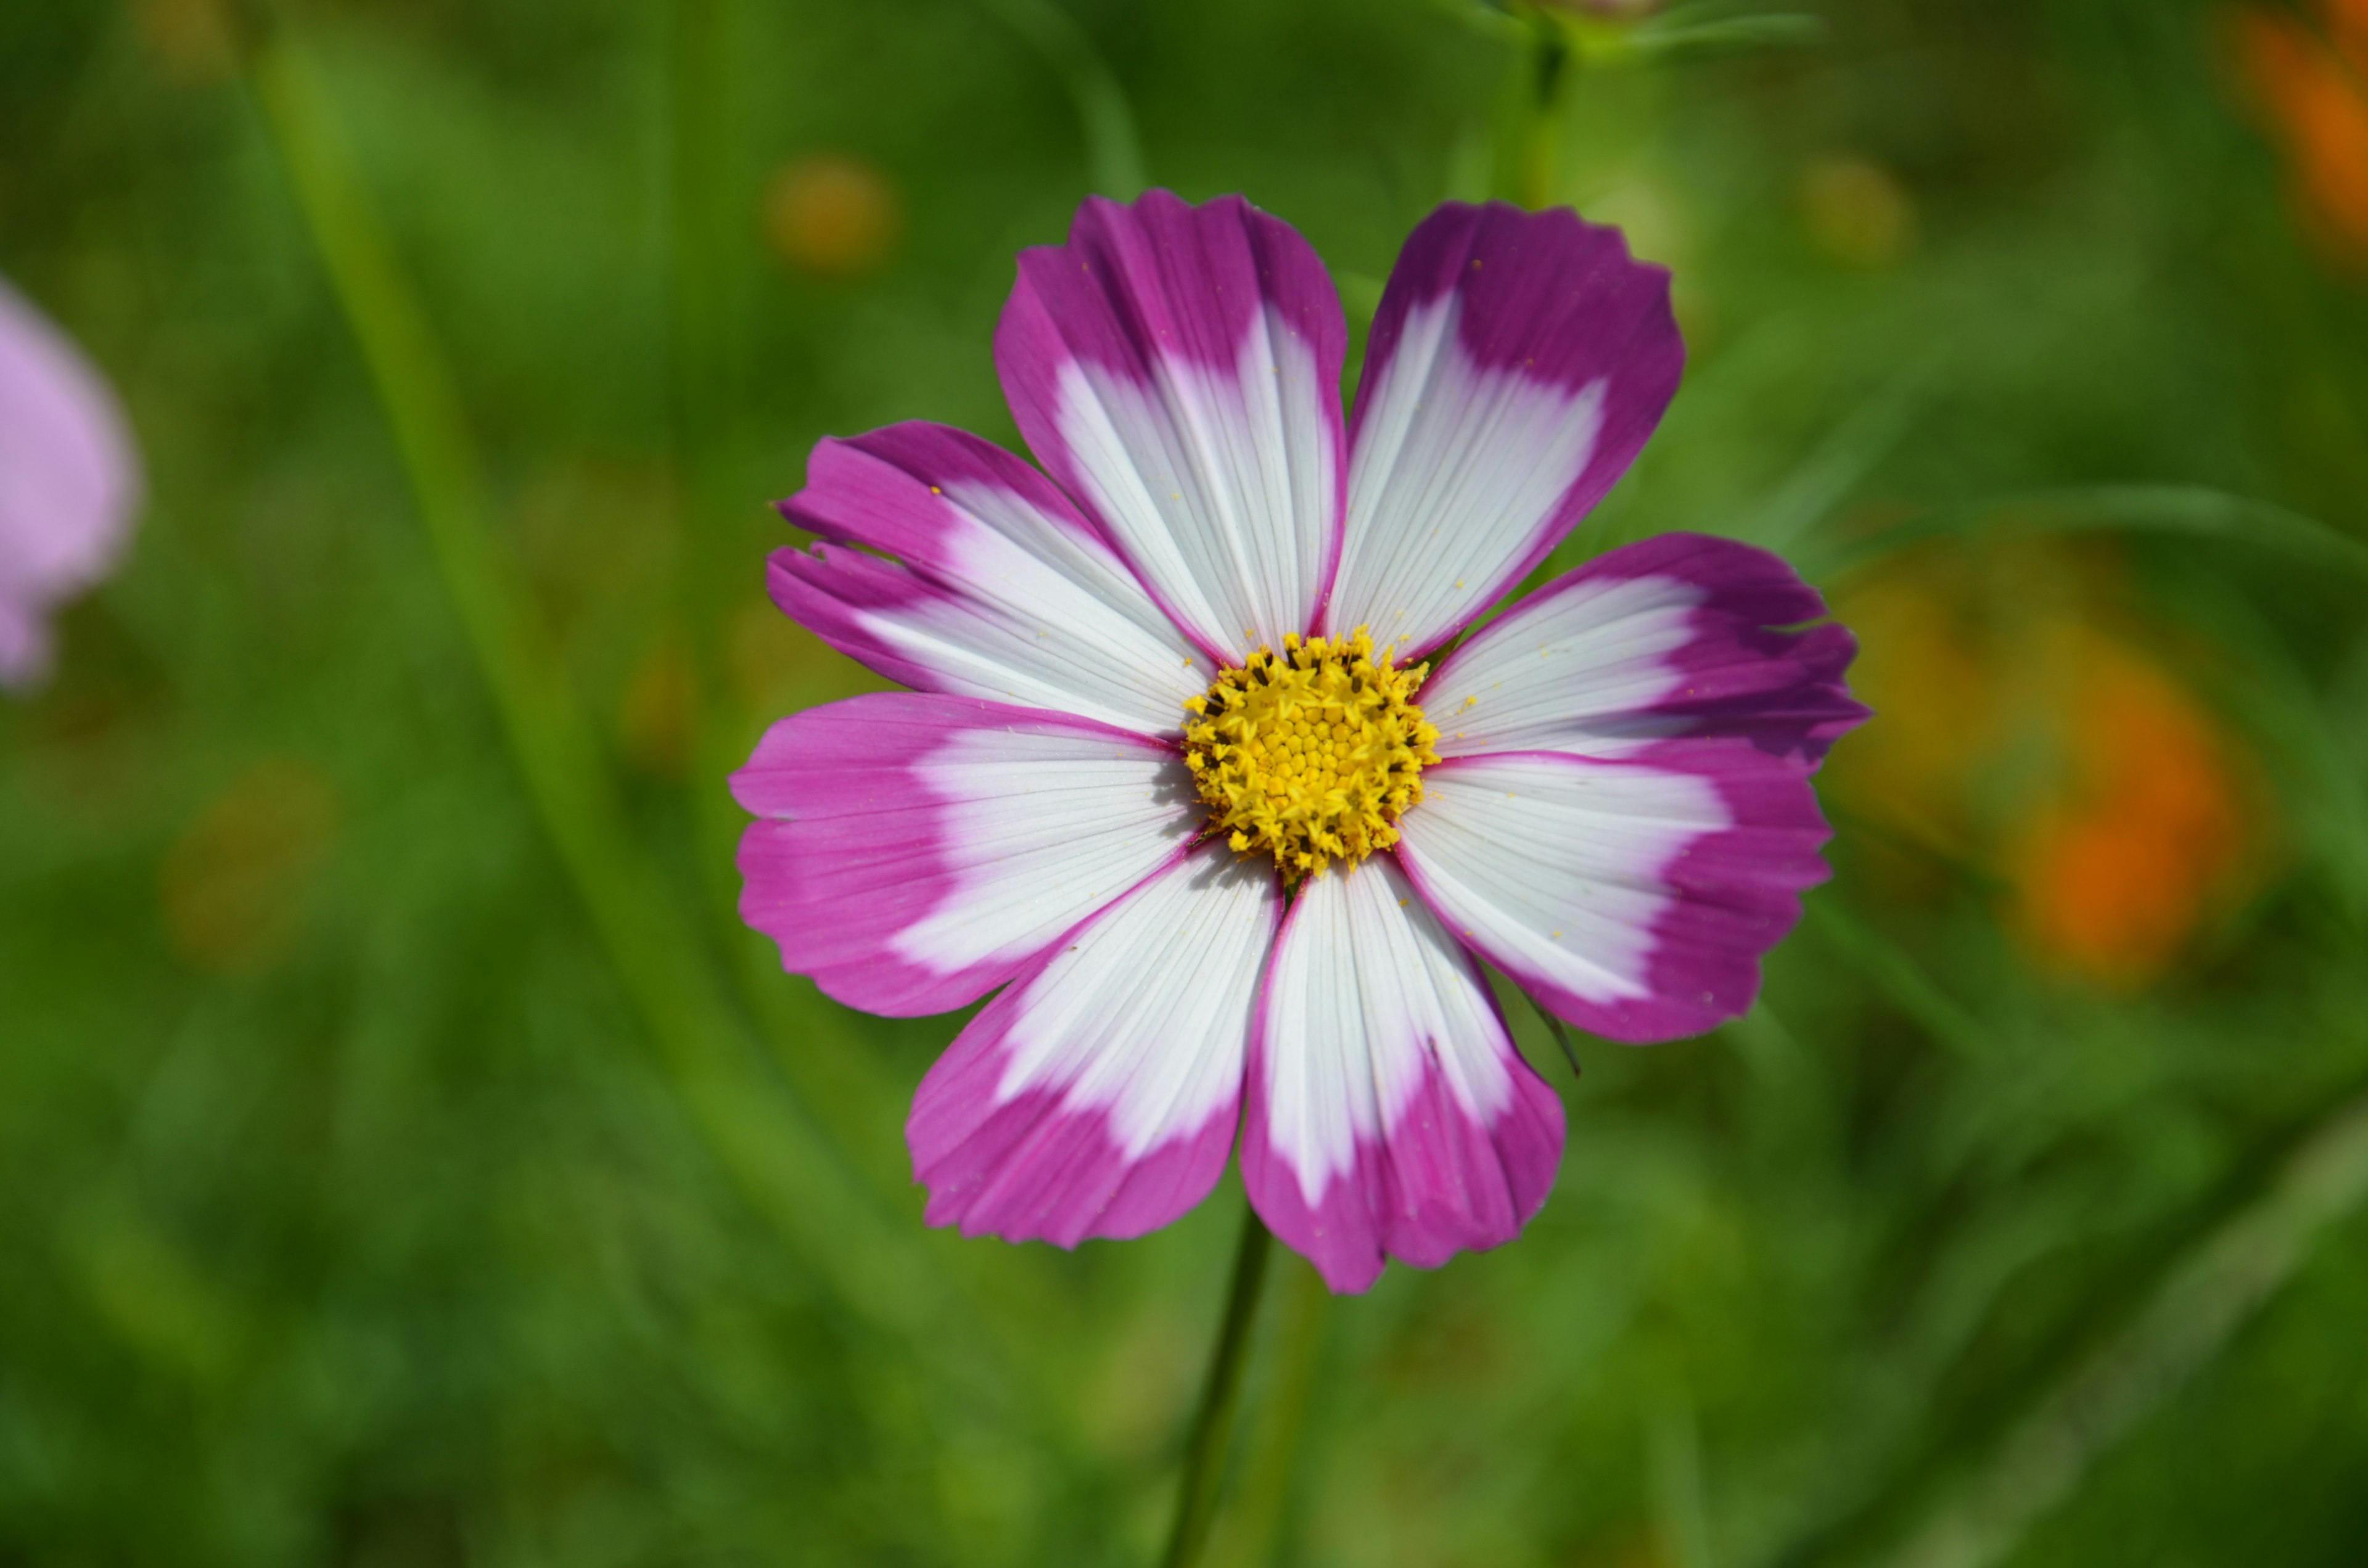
[
  {"x1": 731, "y1": 692, "x2": 1202, "y2": 1017},
  {"x1": 1424, "y1": 532, "x2": 1870, "y2": 765},
  {"x1": 1327, "y1": 203, "x2": 1682, "y2": 660},
  {"x1": 771, "y1": 421, "x2": 1207, "y2": 737},
  {"x1": 1242, "y1": 855, "x2": 1565, "y2": 1294},
  {"x1": 1395, "y1": 747, "x2": 1833, "y2": 1044},
  {"x1": 909, "y1": 842, "x2": 1282, "y2": 1247},
  {"x1": 0, "y1": 279, "x2": 141, "y2": 690},
  {"x1": 995, "y1": 191, "x2": 1346, "y2": 662}
]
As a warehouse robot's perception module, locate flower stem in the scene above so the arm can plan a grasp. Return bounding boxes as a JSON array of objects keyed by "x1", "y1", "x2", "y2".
[
  {"x1": 1203, "y1": 1255, "x2": 1331, "y2": 1567},
  {"x1": 1162, "y1": 1204, "x2": 1275, "y2": 1568},
  {"x1": 971, "y1": 0, "x2": 1146, "y2": 199},
  {"x1": 1515, "y1": 17, "x2": 1571, "y2": 209}
]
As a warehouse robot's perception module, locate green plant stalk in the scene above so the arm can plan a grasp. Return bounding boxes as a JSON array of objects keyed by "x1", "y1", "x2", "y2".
[
  {"x1": 971, "y1": 0, "x2": 1146, "y2": 198},
  {"x1": 246, "y1": 30, "x2": 992, "y2": 1389},
  {"x1": 1873, "y1": 1090, "x2": 2368, "y2": 1568},
  {"x1": 1497, "y1": 15, "x2": 1571, "y2": 208},
  {"x1": 1206, "y1": 1255, "x2": 1332, "y2": 1568},
  {"x1": 1164, "y1": 1205, "x2": 1276, "y2": 1568},
  {"x1": 1804, "y1": 484, "x2": 2368, "y2": 586},
  {"x1": 665, "y1": 0, "x2": 754, "y2": 913},
  {"x1": 659, "y1": 0, "x2": 915, "y2": 1202}
]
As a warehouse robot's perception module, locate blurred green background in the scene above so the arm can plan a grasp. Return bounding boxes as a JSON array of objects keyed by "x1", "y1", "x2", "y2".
[{"x1": 7, "y1": 0, "x2": 2368, "y2": 1564}]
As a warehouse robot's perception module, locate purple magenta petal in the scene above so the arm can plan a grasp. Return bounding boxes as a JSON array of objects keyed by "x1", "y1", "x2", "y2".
[
  {"x1": 1424, "y1": 531, "x2": 1871, "y2": 767},
  {"x1": 908, "y1": 842, "x2": 1282, "y2": 1247},
  {"x1": 994, "y1": 191, "x2": 1347, "y2": 660},
  {"x1": 1328, "y1": 203, "x2": 1682, "y2": 661},
  {"x1": 1240, "y1": 856, "x2": 1565, "y2": 1294},
  {"x1": 770, "y1": 419, "x2": 1206, "y2": 737},
  {"x1": 0, "y1": 278, "x2": 141, "y2": 691},
  {"x1": 1396, "y1": 744, "x2": 1834, "y2": 1045},
  {"x1": 731, "y1": 692, "x2": 1203, "y2": 1017}
]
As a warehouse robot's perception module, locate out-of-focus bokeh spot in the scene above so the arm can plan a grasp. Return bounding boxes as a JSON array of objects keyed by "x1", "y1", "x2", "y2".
[
  {"x1": 728, "y1": 592, "x2": 889, "y2": 728},
  {"x1": 158, "y1": 757, "x2": 342, "y2": 974},
  {"x1": 2235, "y1": 0, "x2": 2368, "y2": 262},
  {"x1": 1589, "y1": 174, "x2": 1716, "y2": 347},
  {"x1": 618, "y1": 634, "x2": 695, "y2": 778},
  {"x1": 1077, "y1": 1307, "x2": 1198, "y2": 1465},
  {"x1": 1834, "y1": 546, "x2": 2264, "y2": 989},
  {"x1": 514, "y1": 461, "x2": 676, "y2": 649},
  {"x1": 762, "y1": 153, "x2": 905, "y2": 281},
  {"x1": 1798, "y1": 154, "x2": 1918, "y2": 268},
  {"x1": 131, "y1": 0, "x2": 239, "y2": 84}
]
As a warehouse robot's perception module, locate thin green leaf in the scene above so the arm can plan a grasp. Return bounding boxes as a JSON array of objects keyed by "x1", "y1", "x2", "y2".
[
  {"x1": 970, "y1": 0, "x2": 1147, "y2": 199},
  {"x1": 1526, "y1": 989, "x2": 1585, "y2": 1078},
  {"x1": 1805, "y1": 897, "x2": 1994, "y2": 1064},
  {"x1": 1807, "y1": 485, "x2": 2368, "y2": 585},
  {"x1": 1743, "y1": 348, "x2": 1951, "y2": 554},
  {"x1": 1872, "y1": 1091, "x2": 2368, "y2": 1568}
]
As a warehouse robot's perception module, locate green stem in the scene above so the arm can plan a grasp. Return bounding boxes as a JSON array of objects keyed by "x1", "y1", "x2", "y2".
[
  {"x1": 664, "y1": 0, "x2": 750, "y2": 917},
  {"x1": 972, "y1": 0, "x2": 1146, "y2": 198},
  {"x1": 660, "y1": 0, "x2": 916, "y2": 1203},
  {"x1": 245, "y1": 27, "x2": 992, "y2": 1391},
  {"x1": 1496, "y1": 18, "x2": 1572, "y2": 210},
  {"x1": 1163, "y1": 1205, "x2": 1275, "y2": 1568},
  {"x1": 1204, "y1": 1255, "x2": 1331, "y2": 1568}
]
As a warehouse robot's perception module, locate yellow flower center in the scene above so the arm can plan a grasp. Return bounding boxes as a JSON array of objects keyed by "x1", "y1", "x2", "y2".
[{"x1": 1183, "y1": 628, "x2": 1440, "y2": 884}]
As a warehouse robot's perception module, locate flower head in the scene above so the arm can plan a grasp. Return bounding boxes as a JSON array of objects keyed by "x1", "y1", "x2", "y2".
[
  {"x1": 1185, "y1": 629, "x2": 1440, "y2": 881},
  {"x1": 735, "y1": 193, "x2": 1867, "y2": 1292},
  {"x1": 0, "y1": 278, "x2": 141, "y2": 691}
]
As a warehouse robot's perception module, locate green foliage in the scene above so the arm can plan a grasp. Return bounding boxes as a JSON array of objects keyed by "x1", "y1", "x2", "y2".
[{"x1": 6, "y1": 0, "x2": 2368, "y2": 1564}]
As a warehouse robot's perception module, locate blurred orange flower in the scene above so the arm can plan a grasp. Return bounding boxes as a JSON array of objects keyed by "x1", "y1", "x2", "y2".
[
  {"x1": 2004, "y1": 626, "x2": 2253, "y2": 988},
  {"x1": 1832, "y1": 548, "x2": 2262, "y2": 990},
  {"x1": 2236, "y1": 0, "x2": 2368, "y2": 260}
]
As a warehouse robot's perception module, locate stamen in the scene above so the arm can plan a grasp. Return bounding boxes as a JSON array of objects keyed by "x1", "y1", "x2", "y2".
[{"x1": 1182, "y1": 627, "x2": 1441, "y2": 883}]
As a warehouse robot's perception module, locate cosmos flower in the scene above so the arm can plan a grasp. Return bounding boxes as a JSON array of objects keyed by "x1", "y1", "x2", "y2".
[
  {"x1": 0, "y1": 277, "x2": 141, "y2": 691},
  {"x1": 734, "y1": 193, "x2": 1865, "y2": 1292}
]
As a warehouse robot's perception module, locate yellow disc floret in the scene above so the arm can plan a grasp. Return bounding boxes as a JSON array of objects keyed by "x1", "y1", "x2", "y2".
[{"x1": 1184, "y1": 628, "x2": 1440, "y2": 883}]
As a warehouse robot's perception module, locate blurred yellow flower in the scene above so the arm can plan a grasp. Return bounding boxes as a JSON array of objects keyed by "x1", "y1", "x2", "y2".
[
  {"x1": 1799, "y1": 155, "x2": 1917, "y2": 269},
  {"x1": 762, "y1": 154, "x2": 905, "y2": 281},
  {"x1": 2236, "y1": 0, "x2": 2368, "y2": 261}
]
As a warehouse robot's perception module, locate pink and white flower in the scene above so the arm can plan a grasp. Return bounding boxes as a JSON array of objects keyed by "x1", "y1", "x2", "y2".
[
  {"x1": 0, "y1": 277, "x2": 141, "y2": 691},
  {"x1": 735, "y1": 193, "x2": 1867, "y2": 1293}
]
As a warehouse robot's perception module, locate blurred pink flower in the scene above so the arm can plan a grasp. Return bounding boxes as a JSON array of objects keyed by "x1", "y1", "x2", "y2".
[{"x1": 0, "y1": 278, "x2": 141, "y2": 690}]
